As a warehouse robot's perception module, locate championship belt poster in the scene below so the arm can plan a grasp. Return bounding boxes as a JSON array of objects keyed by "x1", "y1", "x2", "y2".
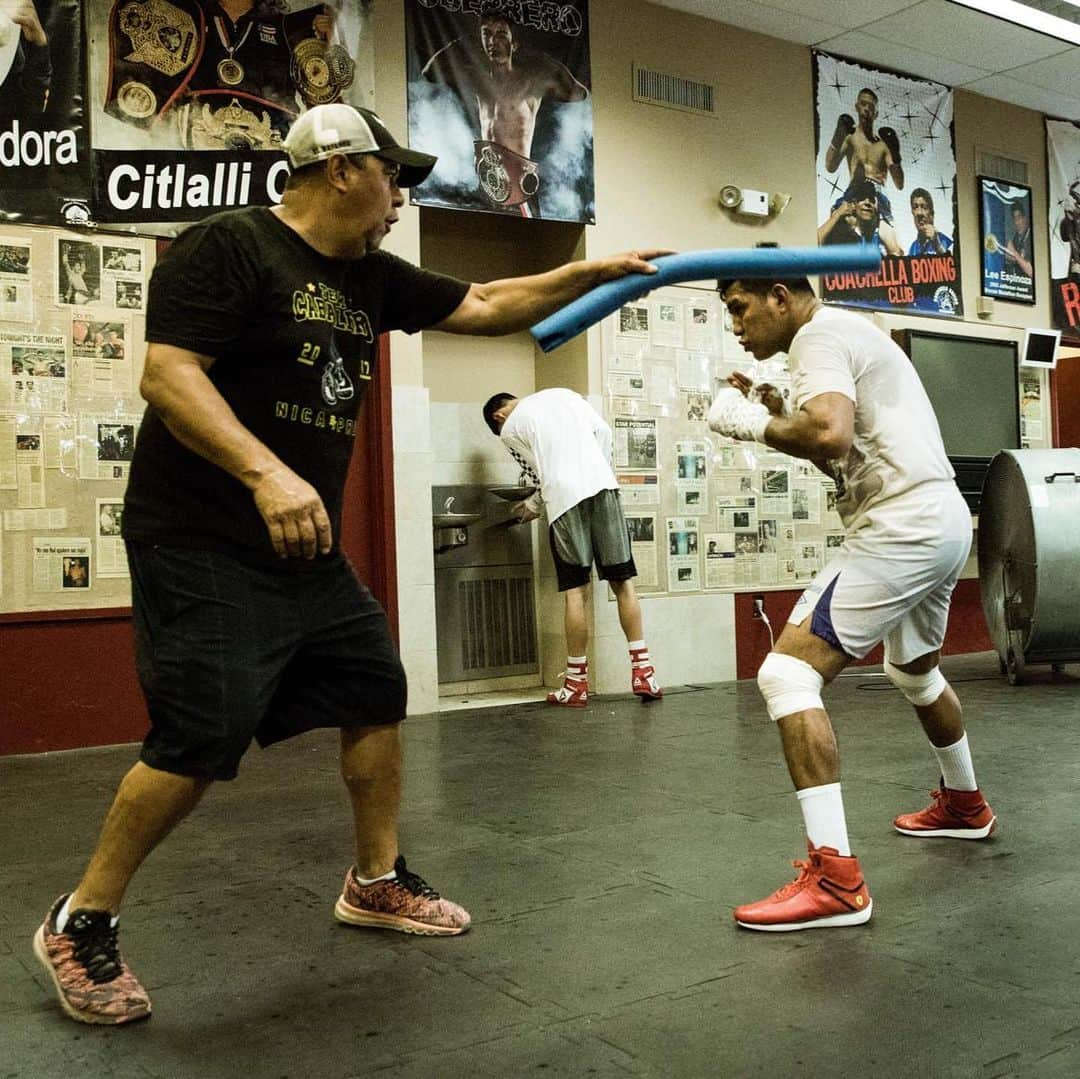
[
  {"x1": 404, "y1": 0, "x2": 594, "y2": 224},
  {"x1": 85, "y1": 0, "x2": 374, "y2": 229},
  {"x1": 814, "y1": 52, "x2": 962, "y2": 318},
  {"x1": 1046, "y1": 118, "x2": 1080, "y2": 339},
  {"x1": 0, "y1": 0, "x2": 93, "y2": 226}
]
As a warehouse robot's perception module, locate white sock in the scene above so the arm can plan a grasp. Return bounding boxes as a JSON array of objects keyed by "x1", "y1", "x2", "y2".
[
  {"x1": 796, "y1": 783, "x2": 851, "y2": 856},
  {"x1": 566, "y1": 655, "x2": 587, "y2": 676},
  {"x1": 55, "y1": 896, "x2": 118, "y2": 931},
  {"x1": 932, "y1": 733, "x2": 978, "y2": 791},
  {"x1": 356, "y1": 866, "x2": 397, "y2": 886},
  {"x1": 628, "y1": 641, "x2": 650, "y2": 666}
]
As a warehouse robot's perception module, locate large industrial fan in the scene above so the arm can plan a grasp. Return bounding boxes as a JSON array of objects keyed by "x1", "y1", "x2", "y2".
[{"x1": 978, "y1": 449, "x2": 1080, "y2": 684}]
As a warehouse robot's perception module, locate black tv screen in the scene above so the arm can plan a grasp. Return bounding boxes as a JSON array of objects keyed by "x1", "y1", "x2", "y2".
[{"x1": 898, "y1": 331, "x2": 1021, "y2": 458}]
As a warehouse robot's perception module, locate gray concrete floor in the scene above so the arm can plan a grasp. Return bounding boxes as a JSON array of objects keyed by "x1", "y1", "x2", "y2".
[{"x1": 3, "y1": 651, "x2": 1079, "y2": 1078}]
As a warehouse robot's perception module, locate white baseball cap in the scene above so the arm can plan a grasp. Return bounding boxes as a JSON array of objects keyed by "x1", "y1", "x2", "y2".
[{"x1": 283, "y1": 103, "x2": 437, "y2": 187}]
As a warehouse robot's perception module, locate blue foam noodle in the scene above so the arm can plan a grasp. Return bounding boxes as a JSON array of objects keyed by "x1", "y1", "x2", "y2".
[{"x1": 530, "y1": 246, "x2": 882, "y2": 353}]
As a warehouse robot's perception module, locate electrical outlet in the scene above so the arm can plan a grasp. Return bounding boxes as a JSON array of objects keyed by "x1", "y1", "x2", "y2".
[{"x1": 752, "y1": 595, "x2": 765, "y2": 618}]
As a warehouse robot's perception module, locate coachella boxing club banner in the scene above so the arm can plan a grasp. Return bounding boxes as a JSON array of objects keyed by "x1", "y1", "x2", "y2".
[
  {"x1": 404, "y1": 0, "x2": 594, "y2": 223},
  {"x1": 814, "y1": 52, "x2": 962, "y2": 318},
  {"x1": 0, "y1": 0, "x2": 92, "y2": 226},
  {"x1": 1046, "y1": 118, "x2": 1080, "y2": 339},
  {"x1": 86, "y1": 0, "x2": 374, "y2": 229}
]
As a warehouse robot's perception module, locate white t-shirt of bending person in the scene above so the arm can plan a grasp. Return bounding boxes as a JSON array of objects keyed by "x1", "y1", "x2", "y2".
[
  {"x1": 500, "y1": 388, "x2": 618, "y2": 524},
  {"x1": 788, "y1": 307, "x2": 955, "y2": 539}
]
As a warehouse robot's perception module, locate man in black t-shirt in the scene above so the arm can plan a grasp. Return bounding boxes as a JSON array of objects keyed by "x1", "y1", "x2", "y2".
[{"x1": 33, "y1": 101, "x2": 665, "y2": 1027}]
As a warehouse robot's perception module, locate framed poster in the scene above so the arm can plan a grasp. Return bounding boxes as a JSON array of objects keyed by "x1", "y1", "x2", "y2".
[
  {"x1": 979, "y1": 176, "x2": 1035, "y2": 304},
  {"x1": 814, "y1": 51, "x2": 962, "y2": 317}
]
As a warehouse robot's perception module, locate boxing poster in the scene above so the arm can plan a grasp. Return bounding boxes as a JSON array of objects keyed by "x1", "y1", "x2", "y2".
[
  {"x1": 85, "y1": 0, "x2": 375, "y2": 229},
  {"x1": 978, "y1": 177, "x2": 1034, "y2": 305},
  {"x1": 1046, "y1": 118, "x2": 1080, "y2": 339},
  {"x1": 0, "y1": 0, "x2": 93, "y2": 226},
  {"x1": 814, "y1": 52, "x2": 963, "y2": 318},
  {"x1": 404, "y1": 0, "x2": 594, "y2": 223}
]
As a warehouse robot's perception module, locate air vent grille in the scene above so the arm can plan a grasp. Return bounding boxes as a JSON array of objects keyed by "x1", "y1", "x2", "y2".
[
  {"x1": 459, "y1": 575, "x2": 537, "y2": 674},
  {"x1": 977, "y1": 150, "x2": 1029, "y2": 184},
  {"x1": 633, "y1": 64, "x2": 715, "y2": 116}
]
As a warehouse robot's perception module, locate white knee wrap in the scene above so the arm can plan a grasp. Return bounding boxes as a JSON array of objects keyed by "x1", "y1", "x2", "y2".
[
  {"x1": 883, "y1": 661, "x2": 948, "y2": 707},
  {"x1": 757, "y1": 653, "x2": 825, "y2": 722}
]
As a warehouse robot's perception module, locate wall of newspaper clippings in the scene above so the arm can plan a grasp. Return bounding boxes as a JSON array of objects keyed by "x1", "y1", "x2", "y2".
[
  {"x1": 603, "y1": 285, "x2": 1051, "y2": 600},
  {"x1": 603, "y1": 284, "x2": 847, "y2": 597},
  {"x1": 0, "y1": 223, "x2": 154, "y2": 613}
]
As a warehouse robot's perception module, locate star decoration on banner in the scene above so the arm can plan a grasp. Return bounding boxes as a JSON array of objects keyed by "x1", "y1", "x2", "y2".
[
  {"x1": 820, "y1": 172, "x2": 846, "y2": 200},
  {"x1": 935, "y1": 177, "x2": 952, "y2": 201},
  {"x1": 828, "y1": 71, "x2": 847, "y2": 99},
  {"x1": 923, "y1": 99, "x2": 946, "y2": 132}
]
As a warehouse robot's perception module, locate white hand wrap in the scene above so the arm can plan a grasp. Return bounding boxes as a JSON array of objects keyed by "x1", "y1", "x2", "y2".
[{"x1": 707, "y1": 386, "x2": 772, "y2": 443}]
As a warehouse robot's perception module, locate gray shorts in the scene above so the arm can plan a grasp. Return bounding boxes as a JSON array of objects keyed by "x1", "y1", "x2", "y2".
[{"x1": 548, "y1": 489, "x2": 636, "y2": 592}]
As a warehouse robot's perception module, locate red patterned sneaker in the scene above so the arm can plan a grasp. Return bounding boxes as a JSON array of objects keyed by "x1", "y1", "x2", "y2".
[
  {"x1": 734, "y1": 843, "x2": 872, "y2": 932},
  {"x1": 547, "y1": 672, "x2": 588, "y2": 707},
  {"x1": 334, "y1": 856, "x2": 471, "y2": 937},
  {"x1": 893, "y1": 785, "x2": 996, "y2": 839},
  {"x1": 33, "y1": 895, "x2": 151, "y2": 1025},
  {"x1": 631, "y1": 665, "x2": 663, "y2": 700}
]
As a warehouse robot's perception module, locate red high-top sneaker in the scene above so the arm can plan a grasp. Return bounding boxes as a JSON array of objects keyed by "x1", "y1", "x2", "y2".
[
  {"x1": 734, "y1": 842, "x2": 872, "y2": 932},
  {"x1": 893, "y1": 785, "x2": 996, "y2": 839}
]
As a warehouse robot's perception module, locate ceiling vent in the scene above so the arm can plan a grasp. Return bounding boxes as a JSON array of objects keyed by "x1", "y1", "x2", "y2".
[
  {"x1": 633, "y1": 63, "x2": 715, "y2": 116},
  {"x1": 976, "y1": 149, "x2": 1029, "y2": 185}
]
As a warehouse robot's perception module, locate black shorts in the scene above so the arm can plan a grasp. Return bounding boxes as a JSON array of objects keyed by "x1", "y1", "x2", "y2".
[{"x1": 128, "y1": 543, "x2": 407, "y2": 781}]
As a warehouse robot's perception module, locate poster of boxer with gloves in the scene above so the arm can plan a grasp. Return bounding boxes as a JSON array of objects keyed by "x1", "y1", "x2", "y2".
[{"x1": 814, "y1": 52, "x2": 963, "y2": 318}]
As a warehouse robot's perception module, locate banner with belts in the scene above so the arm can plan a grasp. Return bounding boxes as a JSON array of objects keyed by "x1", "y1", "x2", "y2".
[
  {"x1": 87, "y1": 0, "x2": 374, "y2": 230},
  {"x1": 404, "y1": 0, "x2": 594, "y2": 224},
  {"x1": 814, "y1": 51, "x2": 963, "y2": 318},
  {"x1": 1046, "y1": 118, "x2": 1080, "y2": 340}
]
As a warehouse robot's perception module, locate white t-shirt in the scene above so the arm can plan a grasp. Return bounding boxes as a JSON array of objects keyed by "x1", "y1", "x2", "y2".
[
  {"x1": 788, "y1": 307, "x2": 956, "y2": 538},
  {"x1": 500, "y1": 388, "x2": 617, "y2": 524}
]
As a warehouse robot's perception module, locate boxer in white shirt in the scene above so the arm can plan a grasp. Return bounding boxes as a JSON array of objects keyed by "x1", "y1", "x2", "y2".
[
  {"x1": 707, "y1": 275, "x2": 996, "y2": 933},
  {"x1": 484, "y1": 388, "x2": 661, "y2": 707}
]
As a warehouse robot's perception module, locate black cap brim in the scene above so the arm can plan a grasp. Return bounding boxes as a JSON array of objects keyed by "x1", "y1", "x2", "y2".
[{"x1": 378, "y1": 146, "x2": 437, "y2": 188}]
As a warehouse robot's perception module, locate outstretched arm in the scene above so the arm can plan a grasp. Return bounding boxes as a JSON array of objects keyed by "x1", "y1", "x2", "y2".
[
  {"x1": 432, "y1": 250, "x2": 667, "y2": 336},
  {"x1": 533, "y1": 51, "x2": 588, "y2": 102},
  {"x1": 421, "y1": 37, "x2": 470, "y2": 88}
]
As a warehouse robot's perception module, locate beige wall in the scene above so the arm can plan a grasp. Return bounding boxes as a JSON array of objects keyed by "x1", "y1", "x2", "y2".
[{"x1": 371, "y1": 0, "x2": 1056, "y2": 709}]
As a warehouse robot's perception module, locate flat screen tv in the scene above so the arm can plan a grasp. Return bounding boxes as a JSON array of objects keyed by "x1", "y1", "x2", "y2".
[{"x1": 892, "y1": 329, "x2": 1021, "y2": 512}]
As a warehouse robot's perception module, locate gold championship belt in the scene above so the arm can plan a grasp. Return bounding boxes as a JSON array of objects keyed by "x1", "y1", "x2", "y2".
[
  {"x1": 107, "y1": 0, "x2": 202, "y2": 124},
  {"x1": 473, "y1": 141, "x2": 541, "y2": 207},
  {"x1": 984, "y1": 233, "x2": 1000, "y2": 254},
  {"x1": 185, "y1": 97, "x2": 283, "y2": 151},
  {"x1": 117, "y1": 0, "x2": 197, "y2": 77},
  {"x1": 290, "y1": 38, "x2": 355, "y2": 106}
]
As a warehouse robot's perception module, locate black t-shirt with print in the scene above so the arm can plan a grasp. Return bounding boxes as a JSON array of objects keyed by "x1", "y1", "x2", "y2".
[{"x1": 123, "y1": 206, "x2": 469, "y2": 564}]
